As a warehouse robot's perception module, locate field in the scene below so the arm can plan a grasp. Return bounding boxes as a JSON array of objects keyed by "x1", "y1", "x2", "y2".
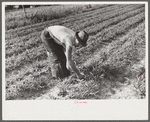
[{"x1": 5, "y1": 4, "x2": 146, "y2": 100}]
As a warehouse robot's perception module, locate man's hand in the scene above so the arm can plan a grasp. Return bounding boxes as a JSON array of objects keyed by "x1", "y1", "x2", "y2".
[{"x1": 65, "y1": 44, "x2": 85, "y2": 80}]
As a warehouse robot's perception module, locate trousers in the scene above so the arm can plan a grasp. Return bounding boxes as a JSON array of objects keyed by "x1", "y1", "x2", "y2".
[{"x1": 41, "y1": 28, "x2": 70, "y2": 79}]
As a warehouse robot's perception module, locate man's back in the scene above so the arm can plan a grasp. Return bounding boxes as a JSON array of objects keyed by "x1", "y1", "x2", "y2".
[{"x1": 47, "y1": 26, "x2": 75, "y2": 47}]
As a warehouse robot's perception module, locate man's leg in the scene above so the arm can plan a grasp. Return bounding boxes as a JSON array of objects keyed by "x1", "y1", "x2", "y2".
[
  {"x1": 60, "y1": 57, "x2": 70, "y2": 78},
  {"x1": 41, "y1": 29, "x2": 70, "y2": 79}
]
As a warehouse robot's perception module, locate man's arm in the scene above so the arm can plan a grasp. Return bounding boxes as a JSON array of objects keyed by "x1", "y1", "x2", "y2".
[{"x1": 65, "y1": 45, "x2": 81, "y2": 77}]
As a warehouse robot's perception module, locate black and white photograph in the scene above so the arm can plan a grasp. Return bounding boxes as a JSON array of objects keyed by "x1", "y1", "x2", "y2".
[{"x1": 2, "y1": 1, "x2": 149, "y2": 120}]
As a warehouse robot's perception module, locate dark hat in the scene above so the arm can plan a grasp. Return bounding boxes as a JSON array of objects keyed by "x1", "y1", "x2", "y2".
[{"x1": 75, "y1": 31, "x2": 89, "y2": 46}]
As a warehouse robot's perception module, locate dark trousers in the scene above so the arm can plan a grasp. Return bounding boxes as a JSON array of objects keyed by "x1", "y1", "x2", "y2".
[{"x1": 41, "y1": 28, "x2": 70, "y2": 79}]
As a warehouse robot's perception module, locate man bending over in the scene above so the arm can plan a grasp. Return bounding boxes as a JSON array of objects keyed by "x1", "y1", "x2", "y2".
[{"x1": 41, "y1": 25, "x2": 89, "y2": 79}]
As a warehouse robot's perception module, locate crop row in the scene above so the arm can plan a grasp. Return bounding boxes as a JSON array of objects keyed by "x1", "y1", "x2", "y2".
[
  {"x1": 6, "y1": 4, "x2": 112, "y2": 31},
  {"x1": 5, "y1": 4, "x2": 125, "y2": 41},
  {"x1": 7, "y1": 4, "x2": 143, "y2": 42},
  {"x1": 62, "y1": 4, "x2": 134, "y2": 29},
  {"x1": 72, "y1": 12, "x2": 145, "y2": 65},
  {"x1": 83, "y1": 21, "x2": 145, "y2": 68},
  {"x1": 5, "y1": 5, "x2": 123, "y2": 48},
  {"x1": 108, "y1": 23, "x2": 145, "y2": 67},
  {"x1": 5, "y1": 4, "x2": 131, "y2": 51},
  {"x1": 6, "y1": 59, "x2": 50, "y2": 85},
  {"x1": 5, "y1": 8, "x2": 145, "y2": 74},
  {"x1": 63, "y1": 5, "x2": 143, "y2": 31},
  {"x1": 5, "y1": 5, "x2": 123, "y2": 56},
  {"x1": 5, "y1": 4, "x2": 142, "y2": 44},
  {"x1": 6, "y1": 5, "x2": 143, "y2": 58},
  {"x1": 5, "y1": 5, "x2": 87, "y2": 30},
  {"x1": 6, "y1": 4, "x2": 142, "y2": 61},
  {"x1": 6, "y1": 11, "x2": 145, "y2": 80},
  {"x1": 5, "y1": 4, "x2": 115, "y2": 40},
  {"x1": 6, "y1": 21, "x2": 145, "y2": 95},
  {"x1": 81, "y1": 22, "x2": 145, "y2": 85},
  {"x1": 5, "y1": 4, "x2": 135, "y2": 57},
  {"x1": 84, "y1": 6, "x2": 144, "y2": 36}
]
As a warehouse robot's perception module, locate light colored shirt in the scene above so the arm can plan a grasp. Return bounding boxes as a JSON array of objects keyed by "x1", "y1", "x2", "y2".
[{"x1": 47, "y1": 25, "x2": 75, "y2": 48}]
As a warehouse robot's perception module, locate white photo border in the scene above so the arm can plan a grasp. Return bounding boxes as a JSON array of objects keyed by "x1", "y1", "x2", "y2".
[{"x1": 2, "y1": 1, "x2": 149, "y2": 120}]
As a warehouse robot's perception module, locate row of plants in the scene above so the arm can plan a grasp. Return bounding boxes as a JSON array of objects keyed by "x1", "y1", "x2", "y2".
[
  {"x1": 6, "y1": 11, "x2": 145, "y2": 89},
  {"x1": 5, "y1": 5, "x2": 122, "y2": 57},
  {"x1": 5, "y1": 4, "x2": 125, "y2": 41},
  {"x1": 72, "y1": 12, "x2": 145, "y2": 66},
  {"x1": 5, "y1": 5, "x2": 145, "y2": 99},
  {"x1": 5, "y1": 4, "x2": 111, "y2": 30},
  {"x1": 6, "y1": 4, "x2": 143, "y2": 58},
  {"x1": 85, "y1": 6, "x2": 144, "y2": 36},
  {"x1": 8, "y1": 4, "x2": 144, "y2": 43},
  {"x1": 5, "y1": 4, "x2": 137, "y2": 58},
  {"x1": 6, "y1": 21, "x2": 145, "y2": 100},
  {"x1": 83, "y1": 22, "x2": 145, "y2": 69},
  {"x1": 64, "y1": 4, "x2": 132, "y2": 29},
  {"x1": 65, "y1": 5, "x2": 143, "y2": 31},
  {"x1": 62, "y1": 22, "x2": 145, "y2": 100},
  {"x1": 5, "y1": 7, "x2": 144, "y2": 75}
]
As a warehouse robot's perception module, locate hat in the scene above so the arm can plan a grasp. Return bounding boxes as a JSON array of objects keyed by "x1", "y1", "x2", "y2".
[{"x1": 75, "y1": 31, "x2": 89, "y2": 46}]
